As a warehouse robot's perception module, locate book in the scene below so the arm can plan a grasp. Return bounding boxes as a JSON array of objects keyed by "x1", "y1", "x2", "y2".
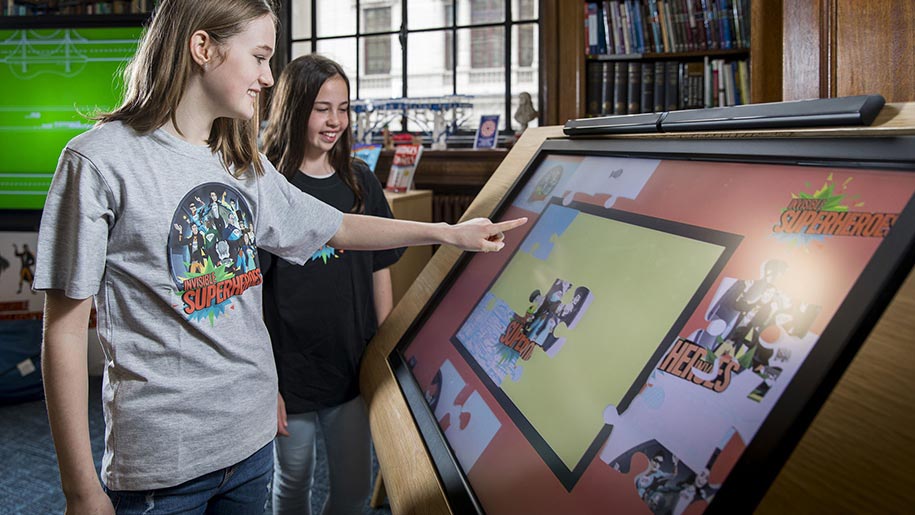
[
  {"x1": 724, "y1": 60, "x2": 736, "y2": 106},
  {"x1": 629, "y1": 0, "x2": 645, "y2": 53},
  {"x1": 627, "y1": 62, "x2": 642, "y2": 115},
  {"x1": 647, "y1": 0, "x2": 662, "y2": 52},
  {"x1": 653, "y1": 61, "x2": 666, "y2": 112},
  {"x1": 473, "y1": 114, "x2": 500, "y2": 149},
  {"x1": 601, "y1": 61, "x2": 615, "y2": 115},
  {"x1": 692, "y1": 0, "x2": 708, "y2": 49},
  {"x1": 737, "y1": 59, "x2": 751, "y2": 105},
  {"x1": 704, "y1": 55, "x2": 712, "y2": 107},
  {"x1": 613, "y1": 61, "x2": 629, "y2": 114},
  {"x1": 665, "y1": 61, "x2": 679, "y2": 111},
  {"x1": 657, "y1": 0, "x2": 671, "y2": 52},
  {"x1": 719, "y1": 0, "x2": 733, "y2": 49},
  {"x1": 586, "y1": 2, "x2": 599, "y2": 55},
  {"x1": 685, "y1": 60, "x2": 704, "y2": 108},
  {"x1": 352, "y1": 143, "x2": 382, "y2": 173},
  {"x1": 596, "y1": 2, "x2": 608, "y2": 54},
  {"x1": 385, "y1": 144, "x2": 423, "y2": 193},
  {"x1": 601, "y1": 1, "x2": 614, "y2": 53},
  {"x1": 586, "y1": 62, "x2": 604, "y2": 115},
  {"x1": 619, "y1": 1, "x2": 632, "y2": 53},
  {"x1": 609, "y1": 1, "x2": 624, "y2": 54},
  {"x1": 717, "y1": 58, "x2": 726, "y2": 107},
  {"x1": 668, "y1": 0, "x2": 682, "y2": 52},
  {"x1": 639, "y1": 61, "x2": 654, "y2": 113},
  {"x1": 585, "y1": 63, "x2": 604, "y2": 115}
]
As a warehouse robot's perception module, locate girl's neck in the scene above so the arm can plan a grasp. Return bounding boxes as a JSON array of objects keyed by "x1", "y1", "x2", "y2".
[
  {"x1": 299, "y1": 148, "x2": 334, "y2": 177},
  {"x1": 164, "y1": 82, "x2": 216, "y2": 146}
]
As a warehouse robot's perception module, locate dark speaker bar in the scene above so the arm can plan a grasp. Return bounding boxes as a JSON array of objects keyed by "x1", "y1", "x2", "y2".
[{"x1": 563, "y1": 95, "x2": 886, "y2": 136}]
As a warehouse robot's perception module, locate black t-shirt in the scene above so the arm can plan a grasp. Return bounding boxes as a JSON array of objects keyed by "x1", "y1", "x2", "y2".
[{"x1": 261, "y1": 162, "x2": 403, "y2": 413}]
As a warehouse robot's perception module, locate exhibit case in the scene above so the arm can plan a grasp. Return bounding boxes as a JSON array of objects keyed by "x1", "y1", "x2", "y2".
[{"x1": 362, "y1": 110, "x2": 915, "y2": 515}]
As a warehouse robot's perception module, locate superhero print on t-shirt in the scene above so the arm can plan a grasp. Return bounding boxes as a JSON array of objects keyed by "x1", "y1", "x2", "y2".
[{"x1": 167, "y1": 183, "x2": 261, "y2": 323}]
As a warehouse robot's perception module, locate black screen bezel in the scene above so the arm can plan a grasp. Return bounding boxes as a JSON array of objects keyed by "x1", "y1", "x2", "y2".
[{"x1": 388, "y1": 136, "x2": 915, "y2": 514}]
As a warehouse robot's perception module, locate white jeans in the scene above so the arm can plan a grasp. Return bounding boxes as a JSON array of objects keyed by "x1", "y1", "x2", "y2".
[{"x1": 272, "y1": 395, "x2": 372, "y2": 515}]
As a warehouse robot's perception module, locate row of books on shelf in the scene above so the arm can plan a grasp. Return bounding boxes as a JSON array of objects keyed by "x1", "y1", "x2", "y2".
[
  {"x1": 585, "y1": 58, "x2": 749, "y2": 116},
  {"x1": 2, "y1": 0, "x2": 155, "y2": 16},
  {"x1": 585, "y1": 0, "x2": 750, "y2": 56}
]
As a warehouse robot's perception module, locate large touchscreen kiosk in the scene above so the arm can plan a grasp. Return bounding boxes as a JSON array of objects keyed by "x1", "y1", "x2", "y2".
[{"x1": 391, "y1": 141, "x2": 915, "y2": 515}]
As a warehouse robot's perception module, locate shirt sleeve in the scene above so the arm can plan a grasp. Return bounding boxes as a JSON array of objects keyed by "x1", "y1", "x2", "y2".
[
  {"x1": 358, "y1": 163, "x2": 405, "y2": 272},
  {"x1": 33, "y1": 148, "x2": 115, "y2": 299},
  {"x1": 254, "y1": 156, "x2": 343, "y2": 265}
]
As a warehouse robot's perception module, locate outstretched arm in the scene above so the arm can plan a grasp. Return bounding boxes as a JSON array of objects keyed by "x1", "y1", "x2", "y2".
[
  {"x1": 329, "y1": 214, "x2": 527, "y2": 253},
  {"x1": 42, "y1": 291, "x2": 114, "y2": 514}
]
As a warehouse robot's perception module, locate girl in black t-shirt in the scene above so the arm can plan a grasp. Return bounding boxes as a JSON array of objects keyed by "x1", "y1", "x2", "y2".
[{"x1": 260, "y1": 54, "x2": 400, "y2": 515}]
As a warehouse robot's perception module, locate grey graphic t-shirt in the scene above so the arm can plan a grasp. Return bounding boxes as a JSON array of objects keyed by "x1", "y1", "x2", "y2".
[{"x1": 34, "y1": 121, "x2": 342, "y2": 490}]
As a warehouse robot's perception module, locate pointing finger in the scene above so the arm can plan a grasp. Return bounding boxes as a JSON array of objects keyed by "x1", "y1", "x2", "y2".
[{"x1": 493, "y1": 217, "x2": 528, "y2": 233}]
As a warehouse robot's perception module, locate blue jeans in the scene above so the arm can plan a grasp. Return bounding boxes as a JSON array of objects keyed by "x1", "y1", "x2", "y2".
[{"x1": 103, "y1": 441, "x2": 273, "y2": 515}]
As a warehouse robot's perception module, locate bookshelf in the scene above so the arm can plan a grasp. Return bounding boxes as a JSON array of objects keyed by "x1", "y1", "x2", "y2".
[
  {"x1": 1, "y1": 0, "x2": 154, "y2": 18},
  {"x1": 540, "y1": 1, "x2": 767, "y2": 125},
  {"x1": 582, "y1": 0, "x2": 751, "y2": 117}
]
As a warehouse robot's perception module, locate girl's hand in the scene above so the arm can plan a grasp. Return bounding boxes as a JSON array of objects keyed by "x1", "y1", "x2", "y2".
[
  {"x1": 65, "y1": 487, "x2": 114, "y2": 515},
  {"x1": 446, "y1": 217, "x2": 528, "y2": 252},
  {"x1": 276, "y1": 393, "x2": 290, "y2": 437}
]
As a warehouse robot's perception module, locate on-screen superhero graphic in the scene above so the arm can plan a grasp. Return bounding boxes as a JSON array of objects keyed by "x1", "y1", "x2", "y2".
[
  {"x1": 661, "y1": 259, "x2": 821, "y2": 400},
  {"x1": 772, "y1": 173, "x2": 899, "y2": 240},
  {"x1": 497, "y1": 279, "x2": 593, "y2": 362},
  {"x1": 167, "y1": 183, "x2": 260, "y2": 324}
]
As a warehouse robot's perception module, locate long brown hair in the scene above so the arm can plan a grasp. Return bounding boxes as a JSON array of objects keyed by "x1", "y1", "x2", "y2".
[
  {"x1": 261, "y1": 54, "x2": 364, "y2": 213},
  {"x1": 99, "y1": 0, "x2": 276, "y2": 177}
]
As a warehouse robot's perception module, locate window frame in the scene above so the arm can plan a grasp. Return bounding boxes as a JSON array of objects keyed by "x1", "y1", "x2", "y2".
[{"x1": 283, "y1": 0, "x2": 540, "y2": 137}]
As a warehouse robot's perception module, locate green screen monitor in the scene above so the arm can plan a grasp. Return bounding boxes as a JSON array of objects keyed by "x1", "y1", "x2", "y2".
[{"x1": 0, "y1": 26, "x2": 141, "y2": 210}]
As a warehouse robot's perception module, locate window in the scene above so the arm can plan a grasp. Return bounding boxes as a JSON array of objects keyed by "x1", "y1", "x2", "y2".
[
  {"x1": 286, "y1": 0, "x2": 539, "y2": 135},
  {"x1": 364, "y1": 7, "x2": 392, "y2": 75},
  {"x1": 470, "y1": 0, "x2": 503, "y2": 69}
]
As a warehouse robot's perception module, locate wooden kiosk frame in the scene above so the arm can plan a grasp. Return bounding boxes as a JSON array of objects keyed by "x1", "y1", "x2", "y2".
[{"x1": 360, "y1": 104, "x2": 915, "y2": 514}]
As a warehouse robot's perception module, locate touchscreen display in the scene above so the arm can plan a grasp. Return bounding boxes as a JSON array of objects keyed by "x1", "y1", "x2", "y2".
[{"x1": 396, "y1": 152, "x2": 915, "y2": 514}]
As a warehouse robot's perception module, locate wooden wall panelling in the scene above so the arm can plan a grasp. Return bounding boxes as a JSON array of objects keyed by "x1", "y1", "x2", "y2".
[
  {"x1": 750, "y1": 0, "x2": 784, "y2": 103},
  {"x1": 834, "y1": 0, "x2": 915, "y2": 101},
  {"x1": 782, "y1": 0, "x2": 823, "y2": 100},
  {"x1": 782, "y1": 0, "x2": 915, "y2": 102},
  {"x1": 546, "y1": 0, "x2": 585, "y2": 125},
  {"x1": 540, "y1": 0, "x2": 560, "y2": 126}
]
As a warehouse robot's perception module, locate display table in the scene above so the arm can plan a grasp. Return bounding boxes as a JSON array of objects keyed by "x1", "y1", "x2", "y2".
[
  {"x1": 384, "y1": 189, "x2": 434, "y2": 305},
  {"x1": 362, "y1": 103, "x2": 915, "y2": 514}
]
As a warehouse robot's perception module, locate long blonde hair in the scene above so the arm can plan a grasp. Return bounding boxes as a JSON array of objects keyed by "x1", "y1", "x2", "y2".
[{"x1": 99, "y1": 0, "x2": 276, "y2": 177}]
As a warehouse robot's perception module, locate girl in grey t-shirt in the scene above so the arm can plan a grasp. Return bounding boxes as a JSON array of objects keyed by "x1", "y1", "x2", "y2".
[{"x1": 34, "y1": 1, "x2": 525, "y2": 513}]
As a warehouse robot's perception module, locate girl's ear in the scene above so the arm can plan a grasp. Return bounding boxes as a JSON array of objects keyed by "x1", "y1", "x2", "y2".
[{"x1": 189, "y1": 30, "x2": 214, "y2": 70}]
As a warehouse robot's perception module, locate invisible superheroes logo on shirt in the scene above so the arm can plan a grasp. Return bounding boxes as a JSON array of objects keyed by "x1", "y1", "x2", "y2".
[
  {"x1": 167, "y1": 183, "x2": 260, "y2": 324},
  {"x1": 772, "y1": 174, "x2": 899, "y2": 240}
]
